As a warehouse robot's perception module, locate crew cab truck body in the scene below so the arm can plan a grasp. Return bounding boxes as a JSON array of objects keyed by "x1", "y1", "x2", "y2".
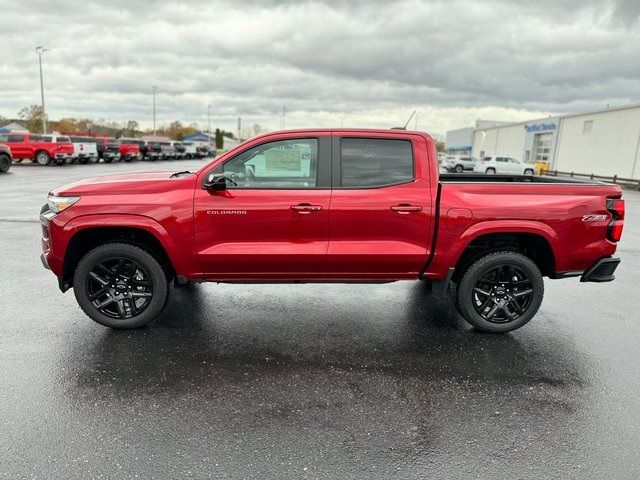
[
  {"x1": 0, "y1": 132, "x2": 74, "y2": 165},
  {"x1": 40, "y1": 129, "x2": 625, "y2": 332}
]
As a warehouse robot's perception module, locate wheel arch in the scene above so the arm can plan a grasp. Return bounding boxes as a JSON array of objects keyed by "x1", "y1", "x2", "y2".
[
  {"x1": 61, "y1": 215, "x2": 184, "y2": 288},
  {"x1": 451, "y1": 221, "x2": 558, "y2": 283}
]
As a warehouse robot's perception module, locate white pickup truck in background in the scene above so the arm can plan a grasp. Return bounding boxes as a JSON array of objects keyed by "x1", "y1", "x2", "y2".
[{"x1": 69, "y1": 136, "x2": 98, "y2": 164}]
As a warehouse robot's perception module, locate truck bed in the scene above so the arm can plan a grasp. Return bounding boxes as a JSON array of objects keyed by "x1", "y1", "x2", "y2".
[{"x1": 439, "y1": 173, "x2": 606, "y2": 185}]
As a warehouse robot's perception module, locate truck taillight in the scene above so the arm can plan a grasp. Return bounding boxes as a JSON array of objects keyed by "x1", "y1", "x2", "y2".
[{"x1": 606, "y1": 198, "x2": 625, "y2": 242}]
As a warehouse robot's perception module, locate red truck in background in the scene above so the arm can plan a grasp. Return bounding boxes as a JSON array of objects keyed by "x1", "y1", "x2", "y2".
[
  {"x1": 40, "y1": 129, "x2": 625, "y2": 333},
  {"x1": 0, "y1": 131, "x2": 74, "y2": 165},
  {"x1": 118, "y1": 140, "x2": 141, "y2": 162}
]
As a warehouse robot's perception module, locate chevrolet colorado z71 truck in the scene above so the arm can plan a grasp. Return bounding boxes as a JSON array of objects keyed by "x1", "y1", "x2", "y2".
[{"x1": 40, "y1": 129, "x2": 625, "y2": 332}]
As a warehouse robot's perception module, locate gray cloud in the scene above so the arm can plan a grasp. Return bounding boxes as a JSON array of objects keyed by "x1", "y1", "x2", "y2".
[{"x1": 0, "y1": 0, "x2": 638, "y2": 134}]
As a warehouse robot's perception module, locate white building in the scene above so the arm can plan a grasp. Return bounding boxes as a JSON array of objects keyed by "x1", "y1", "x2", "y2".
[
  {"x1": 472, "y1": 117, "x2": 560, "y2": 165},
  {"x1": 445, "y1": 120, "x2": 511, "y2": 154},
  {"x1": 453, "y1": 103, "x2": 640, "y2": 179},
  {"x1": 554, "y1": 104, "x2": 640, "y2": 179}
]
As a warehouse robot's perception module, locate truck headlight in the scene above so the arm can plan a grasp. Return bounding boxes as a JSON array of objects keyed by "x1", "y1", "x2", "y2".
[{"x1": 47, "y1": 195, "x2": 80, "y2": 214}]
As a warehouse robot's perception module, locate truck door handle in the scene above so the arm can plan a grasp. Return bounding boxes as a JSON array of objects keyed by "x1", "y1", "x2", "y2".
[
  {"x1": 391, "y1": 204, "x2": 423, "y2": 214},
  {"x1": 290, "y1": 203, "x2": 323, "y2": 214}
]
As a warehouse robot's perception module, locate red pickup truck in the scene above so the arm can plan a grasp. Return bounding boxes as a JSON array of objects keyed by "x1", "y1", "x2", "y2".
[
  {"x1": 0, "y1": 131, "x2": 74, "y2": 165},
  {"x1": 40, "y1": 129, "x2": 625, "y2": 333}
]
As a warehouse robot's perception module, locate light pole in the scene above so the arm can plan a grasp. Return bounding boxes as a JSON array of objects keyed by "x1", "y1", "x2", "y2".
[
  {"x1": 152, "y1": 85, "x2": 158, "y2": 136},
  {"x1": 339, "y1": 115, "x2": 345, "y2": 128},
  {"x1": 35, "y1": 46, "x2": 49, "y2": 134},
  {"x1": 208, "y1": 104, "x2": 212, "y2": 133},
  {"x1": 282, "y1": 106, "x2": 286, "y2": 129}
]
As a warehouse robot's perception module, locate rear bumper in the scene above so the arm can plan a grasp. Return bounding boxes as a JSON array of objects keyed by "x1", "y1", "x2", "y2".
[{"x1": 580, "y1": 257, "x2": 620, "y2": 283}]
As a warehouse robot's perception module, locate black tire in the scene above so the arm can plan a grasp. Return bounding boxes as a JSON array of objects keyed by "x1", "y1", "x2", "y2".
[
  {"x1": 64, "y1": 157, "x2": 75, "y2": 164},
  {"x1": 524, "y1": 168, "x2": 534, "y2": 176},
  {"x1": 73, "y1": 243, "x2": 170, "y2": 329},
  {"x1": 485, "y1": 168, "x2": 496, "y2": 174},
  {"x1": 78, "y1": 157, "x2": 88, "y2": 164},
  {"x1": 449, "y1": 281, "x2": 461, "y2": 315},
  {"x1": 88, "y1": 156, "x2": 99, "y2": 164},
  {"x1": 35, "y1": 151, "x2": 51, "y2": 166},
  {"x1": 0, "y1": 154, "x2": 10, "y2": 173},
  {"x1": 457, "y1": 251, "x2": 544, "y2": 333},
  {"x1": 455, "y1": 164, "x2": 464, "y2": 173},
  {"x1": 103, "y1": 157, "x2": 113, "y2": 163}
]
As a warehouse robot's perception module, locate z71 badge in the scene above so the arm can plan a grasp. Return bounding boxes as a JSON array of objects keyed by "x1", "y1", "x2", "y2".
[{"x1": 582, "y1": 214, "x2": 608, "y2": 222}]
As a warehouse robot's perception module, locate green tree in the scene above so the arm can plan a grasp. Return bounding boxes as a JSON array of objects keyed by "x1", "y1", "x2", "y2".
[
  {"x1": 215, "y1": 128, "x2": 223, "y2": 149},
  {"x1": 18, "y1": 105, "x2": 45, "y2": 133}
]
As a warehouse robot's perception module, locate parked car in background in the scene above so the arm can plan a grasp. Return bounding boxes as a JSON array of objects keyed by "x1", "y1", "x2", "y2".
[
  {"x1": 444, "y1": 155, "x2": 477, "y2": 173},
  {"x1": 172, "y1": 141, "x2": 186, "y2": 159},
  {"x1": 0, "y1": 132, "x2": 74, "y2": 165},
  {"x1": 69, "y1": 136, "x2": 98, "y2": 164},
  {"x1": 118, "y1": 140, "x2": 141, "y2": 162},
  {"x1": 160, "y1": 141, "x2": 175, "y2": 160},
  {"x1": 42, "y1": 135, "x2": 76, "y2": 164},
  {"x1": 474, "y1": 156, "x2": 535, "y2": 175},
  {"x1": 95, "y1": 137, "x2": 121, "y2": 163},
  {"x1": 182, "y1": 142, "x2": 198, "y2": 159},
  {"x1": 0, "y1": 143, "x2": 12, "y2": 173}
]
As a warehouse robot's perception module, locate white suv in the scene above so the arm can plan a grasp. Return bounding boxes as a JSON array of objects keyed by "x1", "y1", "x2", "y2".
[{"x1": 474, "y1": 156, "x2": 535, "y2": 175}]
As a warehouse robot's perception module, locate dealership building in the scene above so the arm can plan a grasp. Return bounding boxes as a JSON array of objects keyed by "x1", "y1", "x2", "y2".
[{"x1": 449, "y1": 103, "x2": 640, "y2": 179}]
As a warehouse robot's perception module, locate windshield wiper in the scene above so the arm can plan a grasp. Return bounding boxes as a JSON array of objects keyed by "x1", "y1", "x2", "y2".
[{"x1": 170, "y1": 170, "x2": 192, "y2": 178}]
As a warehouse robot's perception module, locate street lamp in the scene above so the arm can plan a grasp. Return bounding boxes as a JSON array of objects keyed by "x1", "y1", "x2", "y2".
[
  {"x1": 35, "y1": 46, "x2": 50, "y2": 134},
  {"x1": 152, "y1": 85, "x2": 159, "y2": 137},
  {"x1": 208, "y1": 104, "x2": 212, "y2": 133}
]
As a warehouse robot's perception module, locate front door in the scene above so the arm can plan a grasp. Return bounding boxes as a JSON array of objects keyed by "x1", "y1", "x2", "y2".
[
  {"x1": 327, "y1": 135, "x2": 434, "y2": 278},
  {"x1": 193, "y1": 135, "x2": 332, "y2": 279}
]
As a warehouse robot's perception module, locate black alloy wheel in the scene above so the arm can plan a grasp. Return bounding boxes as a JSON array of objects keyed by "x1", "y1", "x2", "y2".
[
  {"x1": 74, "y1": 243, "x2": 170, "y2": 328},
  {"x1": 470, "y1": 264, "x2": 533, "y2": 323},
  {"x1": 457, "y1": 251, "x2": 544, "y2": 333},
  {"x1": 86, "y1": 257, "x2": 154, "y2": 320}
]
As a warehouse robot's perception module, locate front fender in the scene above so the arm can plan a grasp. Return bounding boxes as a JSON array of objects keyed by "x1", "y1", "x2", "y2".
[{"x1": 61, "y1": 213, "x2": 195, "y2": 278}]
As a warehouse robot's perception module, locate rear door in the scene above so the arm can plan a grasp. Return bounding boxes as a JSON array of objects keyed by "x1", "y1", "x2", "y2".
[
  {"x1": 194, "y1": 133, "x2": 332, "y2": 278},
  {"x1": 4, "y1": 134, "x2": 27, "y2": 158},
  {"x1": 327, "y1": 134, "x2": 433, "y2": 277}
]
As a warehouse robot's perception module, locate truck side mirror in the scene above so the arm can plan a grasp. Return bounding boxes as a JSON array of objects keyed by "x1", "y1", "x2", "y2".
[{"x1": 203, "y1": 173, "x2": 228, "y2": 191}]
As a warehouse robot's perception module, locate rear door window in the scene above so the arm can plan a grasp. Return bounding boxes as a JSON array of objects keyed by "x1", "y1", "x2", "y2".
[
  {"x1": 339, "y1": 138, "x2": 413, "y2": 188},
  {"x1": 8, "y1": 135, "x2": 25, "y2": 142}
]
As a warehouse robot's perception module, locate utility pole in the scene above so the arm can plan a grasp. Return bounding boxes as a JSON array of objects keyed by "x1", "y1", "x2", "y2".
[
  {"x1": 152, "y1": 85, "x2": 158, "y2": 136},
  {"x1": 282, "y1": 106, "x2": 286, "y2": 129},
  {"x1": 339, "y1": 115, "x2": 345, "y2": 128},
  {"x1": 207, "y1": 104, "x2": 212, "y2": 133},
  {"x1": 35, "y1": 46, "x2": 49, "y2": 134}
]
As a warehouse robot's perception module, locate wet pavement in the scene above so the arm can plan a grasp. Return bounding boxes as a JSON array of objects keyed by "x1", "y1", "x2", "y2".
[{"x1": 1, "y1": 160, "x2": 639, "y2": 479}]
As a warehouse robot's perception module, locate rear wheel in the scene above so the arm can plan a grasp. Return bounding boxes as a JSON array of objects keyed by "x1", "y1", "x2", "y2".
[
  {"x1": 485, "y1": 168, "x2": 496, "y2": 174},
  {"x1": 64, "y1": 157, "x2": 75, "y2": 164},
  {"x1": 35, "y1": 151, "x2": 51, "y2": 166},
  {"x1": 78, "y1": 157, "x2": 88, "y2": 164},
  {"x1": 457, "y1": 251, "x2": 544, "y2": 333},
  {"x1": 0, "y1": 154, "x2": 11, "y2": 172},
  {"x1": 524, "y1": 168, "x2": 534, "y2": 175},
  {"x1": 73, "y1": 243, "x2": 170, "y2": 329},
  {"x1": 88, "y1": 156, "x2": 99, "y2": 164}
]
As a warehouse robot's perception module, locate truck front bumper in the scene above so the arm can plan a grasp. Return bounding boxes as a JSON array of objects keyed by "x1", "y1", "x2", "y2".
[{"x1": 580, "y1": 257, "x2": 620, "y2": 283}]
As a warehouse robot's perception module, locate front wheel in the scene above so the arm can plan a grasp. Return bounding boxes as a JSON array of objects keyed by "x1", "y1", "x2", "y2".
[
  {"x1": 0, "y1": 154, "x2": 10, "y2": 173},
  {"x1": 485, "y1": 168, "x2": 496, "y2": 174},
  {"x1": 456, "y1": 251, "x2": 544, "y2": 333},
  {"x1": 523, "y1": 168, "x2": 534, "y2": 176},
  {"x1": 455, "y1": 164, "x2": 464, "y2": 173},
  {"x1": 73, "y1": 243, "x2": 170, "y2": 329}
]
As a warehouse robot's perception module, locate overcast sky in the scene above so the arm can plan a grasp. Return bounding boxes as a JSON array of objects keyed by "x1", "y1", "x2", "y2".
[{"x1": 0, "y1": 0, "x2": 639, "y2": 135}]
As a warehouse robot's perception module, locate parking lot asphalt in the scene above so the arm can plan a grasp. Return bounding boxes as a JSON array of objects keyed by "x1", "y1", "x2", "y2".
[{"x1": 1, "y1": 161, "x2": 639, "y2": 479}]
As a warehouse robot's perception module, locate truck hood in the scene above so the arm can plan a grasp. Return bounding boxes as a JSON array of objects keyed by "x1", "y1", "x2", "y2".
[{"x1": 51, "y1": 171, "x2": 195, "y2": 196}]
